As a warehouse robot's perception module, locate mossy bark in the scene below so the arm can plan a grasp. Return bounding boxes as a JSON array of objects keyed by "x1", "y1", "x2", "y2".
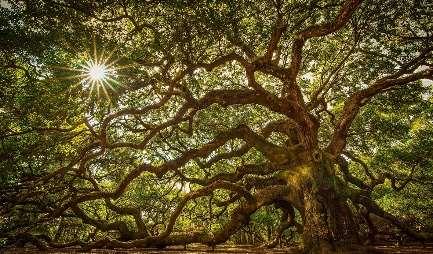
[{"x1": 289, "y1": 161, "x2": 359, "y2": 254}]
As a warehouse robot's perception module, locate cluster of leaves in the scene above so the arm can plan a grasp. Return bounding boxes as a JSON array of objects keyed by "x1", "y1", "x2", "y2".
[{"x1": 0, "y1": 0, "x2": 432, "y2": 249}]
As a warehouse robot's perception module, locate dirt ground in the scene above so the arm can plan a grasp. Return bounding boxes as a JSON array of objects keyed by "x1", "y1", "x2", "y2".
[{"x1": 2, "y1": 244, "x2": 433, "y2": 254}]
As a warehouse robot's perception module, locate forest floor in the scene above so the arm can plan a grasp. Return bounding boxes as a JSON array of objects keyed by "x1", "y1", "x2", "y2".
[{"x1": 2, "y1": 244, "x2": 433, "y2": 254}]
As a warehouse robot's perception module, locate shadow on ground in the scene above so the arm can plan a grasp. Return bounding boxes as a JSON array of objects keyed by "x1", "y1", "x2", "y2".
[{"x1": 3, "y1": 244, "x2": 433, "y2": 253}]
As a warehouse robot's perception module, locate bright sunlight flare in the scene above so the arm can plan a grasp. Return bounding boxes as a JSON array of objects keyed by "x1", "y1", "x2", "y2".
[
  {"x1": 53, "y1": 41, "x2": 128, "y2": 102},
  {"x1": 79, "y1": 56, "x2": 118, "y2": 101},
  {"x1": 87, "y1": 63, "x2": 107, "y2": 81}
]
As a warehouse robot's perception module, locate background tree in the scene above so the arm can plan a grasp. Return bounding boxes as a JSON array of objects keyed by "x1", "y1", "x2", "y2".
[{"x1": 1, "y1": 0, "x2": 432, "y2": 253}]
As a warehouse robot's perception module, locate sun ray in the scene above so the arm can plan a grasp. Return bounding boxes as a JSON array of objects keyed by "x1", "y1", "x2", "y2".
[
  {"x1": 93, "y1": 38, "x2": 98, "y2": 64},
  {"x1": 110, "y1": 63, "x2": 136, "y2": 70},
  {"x1": 96, "y1": 80, "x2": 101, "y2": 99},
  {"x1": 55, "y1": 41, "x2": 129, "y2": 102},
  {"x1": 89, "y1": 80, "x2": 96, "y2": 96},
  {"x1": 100, "y1": 81, "x2": 111, "y2": 102},
  {"x1": 105, "y1": 77, "x2": 120, "y2": 87},
  {"x1": 99, "y1": 48, "x2": 105, "y2": 64},
  {"x1": 57, "y1": 74, "x2": 90, "y2": 80},
  {"x1": 105, "y1": 81, "x2": 119, "y2": 95},
  {"x1": 49, "y1": 66, "x2": 86, "y2": 72}
]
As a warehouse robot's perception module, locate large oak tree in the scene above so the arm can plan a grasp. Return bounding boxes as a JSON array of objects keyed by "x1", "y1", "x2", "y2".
[{"x1": 1, "y1": 0, "x2": 433, "y2": 253}]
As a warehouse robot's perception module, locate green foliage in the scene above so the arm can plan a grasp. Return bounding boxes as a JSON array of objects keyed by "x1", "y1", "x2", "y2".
[{"x1": 1, "y1": 0, "x2": 432, "y2": 248}]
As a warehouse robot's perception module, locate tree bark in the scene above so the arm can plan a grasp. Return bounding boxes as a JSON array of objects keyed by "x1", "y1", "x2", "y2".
[{"x1": 293, "y1": 161, "x2": 359, "y2": 253}]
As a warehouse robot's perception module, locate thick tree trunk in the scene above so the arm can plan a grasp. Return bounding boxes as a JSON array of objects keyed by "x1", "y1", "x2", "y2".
[{"x1": 295, "y1": 161, "x2": 359, "y2": 253}]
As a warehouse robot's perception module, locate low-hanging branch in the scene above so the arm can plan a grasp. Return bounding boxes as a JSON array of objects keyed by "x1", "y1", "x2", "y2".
[{"x1": 1, "y1": 0, "x2": 433, "y2": 253}]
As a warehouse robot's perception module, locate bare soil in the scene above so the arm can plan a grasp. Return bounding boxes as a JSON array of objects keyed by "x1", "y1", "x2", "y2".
[{"x1": 2, "y1": 244, "x2": 433, "y2": 254}]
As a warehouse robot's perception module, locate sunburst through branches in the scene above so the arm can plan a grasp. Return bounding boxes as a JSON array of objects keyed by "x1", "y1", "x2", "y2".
[
  {"x1": 80, "y1": 58, "x2": 117, "y2": 98},
  {"x1": 55, "y1": 41, "x2": 128, "y2": 102}
]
